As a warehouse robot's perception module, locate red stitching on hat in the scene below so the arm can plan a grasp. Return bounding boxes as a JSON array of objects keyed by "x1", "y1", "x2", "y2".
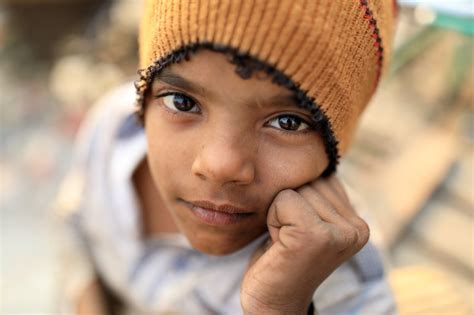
[{"x1": 359, "y1": 0, "x2": 384, "y2": 90}]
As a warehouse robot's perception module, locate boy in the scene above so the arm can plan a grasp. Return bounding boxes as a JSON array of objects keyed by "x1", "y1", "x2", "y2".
[{"x1": 57, "y1": 0, "x2": 398, "y2": 314}]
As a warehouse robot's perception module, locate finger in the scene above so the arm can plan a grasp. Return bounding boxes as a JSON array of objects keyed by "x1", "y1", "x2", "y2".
[
  {"x1": 298, "y1": 184, "x2": 368, "y2": 252},
  {"x1": 312, "y1": 181, "x2": 370, "y2": 247},
  {"x1": 310, "y1": 178, "x2": 357, "y2": 221},
  {"x1": 317, "y1": 177, "x2": 371, "y2": 247},
  {"x1": 326, "y1": 175, "x2": 351, "y2": 204},
  {"x1": 310, "y1": 177, "x2": 368, "y2": 237},
  {"x1": 267, "y1": 189, "x2": 324, "y2": 245},
  {"x1": 267, "y1": 189, "x2": 322, "y2": 228},
  {"x1": 297, "y1": 184, "x2": 351, "y2": 226},
  {"x1": 247, "y1": 237, "x2": 272, "y2": 271}
]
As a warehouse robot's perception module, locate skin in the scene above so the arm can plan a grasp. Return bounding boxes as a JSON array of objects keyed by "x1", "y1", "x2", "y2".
[
  {"x1": 138, "y1": 50, "x2": 370, "y2": 314},
  {"x1": 76, "y1": 280, "x2": 107, "y2": 315}
]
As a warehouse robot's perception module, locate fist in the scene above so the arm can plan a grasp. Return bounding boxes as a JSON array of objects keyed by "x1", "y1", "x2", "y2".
[{"x1": 241, "y1": 176, "x2": 370, "y2": 315}]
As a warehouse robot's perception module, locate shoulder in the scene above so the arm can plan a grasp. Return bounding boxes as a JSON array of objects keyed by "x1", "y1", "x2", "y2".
[
  {"x1": 75, "y1": 81, "x2": 139, "y2": 157},
  {"x1": 313, "y1": 241, "x2": 397, "y2": 314},
  {"x1": 54, "y1": 81, "x2": 141, "y2": 218}
]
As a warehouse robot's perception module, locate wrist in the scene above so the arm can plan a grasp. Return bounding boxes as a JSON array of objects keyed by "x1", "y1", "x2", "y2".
[
  {"x1": 241, "y1": 295, "x2": 311, "y2": 315},
  {"x1": 243, "y1": 307, "x2": 308, "y2": 315}
]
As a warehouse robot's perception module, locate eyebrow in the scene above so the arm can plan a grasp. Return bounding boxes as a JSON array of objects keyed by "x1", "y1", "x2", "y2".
[
  {"x1": 257, "y1": 93, "x2": 299, "y2": 110},
  {"x1": 154, "y1": 69, "x2": 300, "y2": 110},
  {"x1": 155, "y1": 69, "x2": 208, "y2": 97}
]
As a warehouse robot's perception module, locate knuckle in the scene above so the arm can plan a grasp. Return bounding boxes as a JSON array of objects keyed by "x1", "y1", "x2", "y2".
[
  {"x1": 357, "y1": 218, "x2": 370, "y2": 235},
  {"x1": 274, "y1": 189, "x2": 298, "y2": 203},
  {"x1": 296, "y1": 184, "x2": 313, "y2": 196},
  {"x1": 336, "y1": 227, "x2": 357, "y2": 251},
  {"x1": 345, "y1": 227, "x2": 359, "y2": 245},
  {"x1": 310, "y1": 178, "x2": 326, "y2": 190},
  {"x1": 361, "y1": 226, "x2": 370, "y2": 245},
  {"x1": 357, "y1": 216, "x2": 369, "y2": 229},
  {"x1": 270, "y1": 190, "x2": 299, "y2": 213},
  {"x1": 355, "y1": 218, "x2": 370, "y2": 247}
]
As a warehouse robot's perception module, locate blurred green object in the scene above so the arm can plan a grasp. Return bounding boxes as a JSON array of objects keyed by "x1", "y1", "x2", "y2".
[
  {"x1": 390, "y1": 6, "x2": 473, "y2": 77},
  {"x1": 387, "y1": 5, "x2": 473, "y2": 122},
  {"x1": 389, "y1": 27, "x2": 440, "y2": 76},
  {"x1": 434, "y1": 12, "x2": 474, "y2": 35}
]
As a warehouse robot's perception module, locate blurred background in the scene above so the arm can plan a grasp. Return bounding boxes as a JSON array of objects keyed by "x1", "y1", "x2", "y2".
[{"x1": 0, "y1": 0, "x2": 472, "y2": 314}]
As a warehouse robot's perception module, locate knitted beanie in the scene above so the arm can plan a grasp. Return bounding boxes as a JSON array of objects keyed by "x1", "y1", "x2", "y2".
[{"x1": 135, "y1": 0, "x2": 397, "y2": 176}]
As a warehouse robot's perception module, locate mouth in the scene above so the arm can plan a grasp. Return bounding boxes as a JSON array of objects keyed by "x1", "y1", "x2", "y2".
[{"x1": 180, "y1": 199, "x2": 254, "y2": 226}]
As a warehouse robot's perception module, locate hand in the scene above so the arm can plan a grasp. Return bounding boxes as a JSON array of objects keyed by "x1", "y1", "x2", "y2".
[{"x1": 240, "y1": 175, "x2": 370, "y2": 315}]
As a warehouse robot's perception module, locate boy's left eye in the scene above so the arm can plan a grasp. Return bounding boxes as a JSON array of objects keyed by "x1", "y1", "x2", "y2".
[
  {"x1": 159, "y1": 92, "x2": 200, "y2": 113},
  {"x1": 267, "y1": 115, "x2": 310, "y2": 132}
]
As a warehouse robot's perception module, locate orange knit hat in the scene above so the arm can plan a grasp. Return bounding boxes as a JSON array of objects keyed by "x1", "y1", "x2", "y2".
[{"x1": 135, "y1": 0, "x2": 397, "y2": 176}]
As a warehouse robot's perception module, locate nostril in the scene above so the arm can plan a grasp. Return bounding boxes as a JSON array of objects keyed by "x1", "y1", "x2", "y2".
[
  {"x1": 196, "y1": 172, "x2": 206, "y2": 180},
  {"x1": 191, "y1": 150, "x2": 255, "y2": 185}
]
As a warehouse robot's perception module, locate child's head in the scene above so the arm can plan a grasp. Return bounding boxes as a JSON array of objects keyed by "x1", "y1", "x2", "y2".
[{"x1": 135, "y1": 0, "x2": 396, "y2": 255}]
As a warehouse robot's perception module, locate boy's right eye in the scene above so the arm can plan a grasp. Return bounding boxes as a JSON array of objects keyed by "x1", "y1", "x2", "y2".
[{"x1": 158, "y1": 92, "x2": 200, "y2": 113}]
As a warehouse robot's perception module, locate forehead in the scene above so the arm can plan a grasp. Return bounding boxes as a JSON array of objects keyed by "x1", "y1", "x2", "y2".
[{"x1": 153, "y1": 50, "x2": 298, "y2": 107}]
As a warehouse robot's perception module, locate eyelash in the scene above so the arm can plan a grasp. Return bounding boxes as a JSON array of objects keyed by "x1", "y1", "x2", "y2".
[
  {"x1": 154, "y1": 91, "x2": 313, "y2": 135},
  {"x1": 155, "y1": 91, "x2": 201, "y2": 114},
  {"x1": 267, "y1": 114, "x2": 312, "y2": 135}
]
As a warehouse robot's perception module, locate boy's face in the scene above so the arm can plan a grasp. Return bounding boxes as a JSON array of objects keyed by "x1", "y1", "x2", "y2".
[{"x1": 144, "y1": 50, "x2": 328, "y2": 255}]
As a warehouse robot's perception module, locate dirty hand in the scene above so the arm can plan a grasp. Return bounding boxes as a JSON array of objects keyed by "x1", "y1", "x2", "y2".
[{"x1": 240, "y1": 175, "x2": 370, "y2": 315}]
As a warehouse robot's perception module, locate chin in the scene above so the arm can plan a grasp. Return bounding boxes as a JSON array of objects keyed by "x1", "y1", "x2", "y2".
[
  {"x1": 187, "y1": 234, "x2": 258, "y2": 256},
  {"x1": 196, "y1": 245, "x2": 241, "y2": 256}
]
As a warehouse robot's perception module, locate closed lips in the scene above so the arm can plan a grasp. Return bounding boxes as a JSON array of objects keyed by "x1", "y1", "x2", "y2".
[{"x1": 188, "y1": 200, "x2": 253, "y2": 215}]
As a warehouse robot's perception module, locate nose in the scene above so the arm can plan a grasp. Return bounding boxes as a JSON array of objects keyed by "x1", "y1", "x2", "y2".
[{"x1": 191, "y1": 132, "x2": 256, "y2": 186}]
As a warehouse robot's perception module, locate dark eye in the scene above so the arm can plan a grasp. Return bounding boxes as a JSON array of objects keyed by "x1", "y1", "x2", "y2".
[
  {"x1": 161, "y1": 93, "x2": 199, "y2": 113},
  {"x1": 267, "y1": 115, "x2": 310, "y2": 132}
]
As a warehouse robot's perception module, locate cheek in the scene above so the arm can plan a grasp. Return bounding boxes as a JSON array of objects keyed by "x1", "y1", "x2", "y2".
[
  {"x1": 258, "y1": 138, "x2": 328, "y2": 190},
  {"x1": 144, "y1": 107, "x2": 196, "y2": 194}
]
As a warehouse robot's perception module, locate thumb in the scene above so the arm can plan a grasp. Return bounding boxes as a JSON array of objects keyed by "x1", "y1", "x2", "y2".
[
  {"x1": 246, "y1": 237, "x2": 272, "y2": 271},
  {"x1": 266, "y1": 189, "x2": 318, "y2": 249}
]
